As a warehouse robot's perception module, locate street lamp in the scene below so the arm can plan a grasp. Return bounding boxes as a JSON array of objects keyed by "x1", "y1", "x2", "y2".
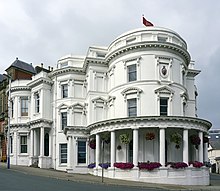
[{"x1": 5, "y1": 74, "x2": 11, "y2": 169}]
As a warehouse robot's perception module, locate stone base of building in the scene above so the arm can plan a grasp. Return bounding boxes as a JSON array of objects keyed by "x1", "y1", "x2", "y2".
[
  {"x1": 38, "y1": 156, "x2": 52, "y2": 168},
  {"x1": 89, "y1": 166, "x2": 210, "y2": 185}
]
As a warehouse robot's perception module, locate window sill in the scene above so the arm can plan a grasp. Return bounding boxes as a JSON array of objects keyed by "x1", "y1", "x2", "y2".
[
  {"x1": 18, "y1": 153, "x2": 29, "y2": 157},
  {"x1": 76, "y1": 164, "x2": 87, "y2": 167},
  {"x1": 59, "y1": 164, "x2": 67, "y2": 167},
  {"x1": 33, "y1": 113, "x2": 40, "y2": 116}
]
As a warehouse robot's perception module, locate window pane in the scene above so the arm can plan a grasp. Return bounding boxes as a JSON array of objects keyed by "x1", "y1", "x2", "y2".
[
  {"x1": 60, "y1": 144, "x2": 67, "y2": 163},
  {"x1": 78, "y1": 140, "x2": 86, "y2": 164},
  {"x1": 20, "y1": 136, "x2": 27, "y2": 153},
  {"x1": 61, "y1": 112, "x2": 67, "y2": 130},
  {"x1": 21, "y1": 97, "x2": 28, "y2": 116},
  {"x1": 128, "y1": 64, "x2": 137, "y2": 82},
  {"x1": 62, "y1": 84, "x2": 68, "y2": 98},
  {"x1": 128, "y1": 98, "x2": 137, "y2": 117},
  {"x1": 160, "y1": 98, "x2": 168, "y2": 116}
]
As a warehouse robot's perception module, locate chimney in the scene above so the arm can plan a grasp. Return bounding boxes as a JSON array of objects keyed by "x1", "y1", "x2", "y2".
[
  {"x1": 51, "y1": 67, "x2": 53, "y2": 71},
  {"x1": 48, "y1": 66, "x2": 51, "y2": 71},
  {"x1": 41, "y1": 63, "x2": 43, "y2": 68}
]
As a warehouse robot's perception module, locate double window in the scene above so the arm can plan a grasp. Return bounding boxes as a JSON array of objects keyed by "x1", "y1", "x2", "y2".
[
  {"x1": 127, "y1": 64, "x2": 137, "y2": 82},
  {"x1": 127, "y1": 98, "x2": 137, "y2": 117},
  {"x1": 61, "y1": 84, "x2": 68, "y2": 98},
  {"x1": 61, "y1": 112, "x2": 67, "y2": 130},
  {"x1": 60, "y1": 144, "x2": 67, "y2": 164},
  {"x1": 20, "y1": 136, "x2": 27, "y2": 153},
  {"x1": 160, "y1": 98, "x2": 168, "y2": 116},
  {"x1": 21, "y1": 97, "x2": 28, "y2": 116},
  {"x1": 78, "y1": 140, "x2": 86, "y2": 164}
]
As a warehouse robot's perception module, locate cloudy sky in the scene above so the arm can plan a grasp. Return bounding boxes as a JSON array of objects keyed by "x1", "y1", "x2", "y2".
[{"x1": 0, "y1": 0, "x2": 219, "y2": 129}]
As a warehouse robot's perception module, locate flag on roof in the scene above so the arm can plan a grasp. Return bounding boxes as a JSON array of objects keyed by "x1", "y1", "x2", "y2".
[{"x1": 142, "y1": 16, "x2": 153, "y2": 27}]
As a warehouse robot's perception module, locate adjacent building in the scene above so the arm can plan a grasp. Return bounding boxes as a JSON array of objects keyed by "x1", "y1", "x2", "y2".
[
  {"x1": 208, "y1": 129, "x2": 220, "y2": 173},
  {"x1": 7, "y1": 26, "x2": 212, "y2": 185}
]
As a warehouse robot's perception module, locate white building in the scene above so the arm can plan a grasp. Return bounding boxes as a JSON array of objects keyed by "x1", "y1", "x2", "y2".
[{"x1": 8, "y1": 26, "x2": 212, "y2": 185}]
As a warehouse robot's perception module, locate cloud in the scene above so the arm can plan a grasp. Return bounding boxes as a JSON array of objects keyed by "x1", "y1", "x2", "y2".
[{"x1": 0, "y1": 0, "x2": 219, "y2": 128}]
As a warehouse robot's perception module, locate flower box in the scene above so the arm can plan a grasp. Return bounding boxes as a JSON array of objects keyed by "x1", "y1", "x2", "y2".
[
  {"x1": 114, "y1": 162, "x2": 134, "y2": 169},
  {"x1": 166, "y1": 162, "x2": 188, "y2": 169},
  {"x1": 138, "y1": 162, "x2": 161, "y2": 171}
]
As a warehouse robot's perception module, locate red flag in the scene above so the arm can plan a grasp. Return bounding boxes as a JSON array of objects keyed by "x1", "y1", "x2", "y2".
[{"x1": 143, "y1": 17, "x2": 153, "y2": 27}]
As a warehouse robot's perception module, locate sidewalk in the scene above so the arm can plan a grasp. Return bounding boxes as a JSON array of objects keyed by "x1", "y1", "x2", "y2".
[{"x1": 1, "y1": 162, "x2": 220, "y2": 191}]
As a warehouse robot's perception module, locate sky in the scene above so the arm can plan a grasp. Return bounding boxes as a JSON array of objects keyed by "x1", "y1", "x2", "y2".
[{"x1": 0, "y1": 0, "x2": 219, "y2": 129}]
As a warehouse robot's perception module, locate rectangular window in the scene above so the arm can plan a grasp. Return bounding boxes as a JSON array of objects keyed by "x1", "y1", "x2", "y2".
[
  {"x1": 20, "y1": 136, "x2": 27, "y2": 153},
  {"x1": 61, "y1": 112, "x2": 67, "y2": 130},
  {"x1": 10, "y1": 136, "x2": 13, "y2": 154},
  {"x1": 160, "y1": 98, "x2": 168, "y2": 116},
  {"x1": 60, "y1": 144, "x2": 67, "y2": 163},
  {"x1": 128, "y1": 64, "x2": 137, "y2": 82},
  {"x1": 35, "y1": 93, "x2": 40, "y2": 113},
  {"x1": 78, "y1": 140, "x2": 86, "y2": 164},
  {"x1": 127, "y1": 98, "x2": 137, "y2": 117},
  {"x1": 61, "y1": 84, "x2": 68, "y2": 98},
  {"x1": 21, "y1": 97, "x2": 28, "y2": 116}
]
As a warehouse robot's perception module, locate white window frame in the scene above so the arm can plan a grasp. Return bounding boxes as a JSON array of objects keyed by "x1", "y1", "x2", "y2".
[
  {"x1": 20, "y1": 135, "x2": 27, "y2": 154},
  {"x1": 61, "y1": 84, "x2": 68, "y2": 98},
  {"x1": 20, "y1": 96, "x2": 28, "y2": 116},
  {"x1": 77, "y1": 139, "x2": 87, "y2": 164},
  {"x1": 127, "y1": 98, "x2": 137, "y2": 117},
  {"x1": 61, "y1": 112, "x2": 67, "y2": 130},
  {"x1": 35, "y1": 92, "x2": 40, "y2": 113},
  {"x1": 60, "y1": 143, "x2": 67, "y2": 164}
]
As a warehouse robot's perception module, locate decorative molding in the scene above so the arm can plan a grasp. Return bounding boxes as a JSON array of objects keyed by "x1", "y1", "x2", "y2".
[{"x1": 88, "y1": 116, "x2": 212, "y2": 135}]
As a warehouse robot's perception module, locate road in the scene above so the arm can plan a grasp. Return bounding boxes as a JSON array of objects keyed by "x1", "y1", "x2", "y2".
[{"x1": 0, "y1": 168, "x2": 164, "y2": 191}]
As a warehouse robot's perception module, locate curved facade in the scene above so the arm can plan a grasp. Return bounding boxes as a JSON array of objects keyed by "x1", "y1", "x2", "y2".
[{"x1": 8, "y1": 27, "x2": 211, "y2": 185}]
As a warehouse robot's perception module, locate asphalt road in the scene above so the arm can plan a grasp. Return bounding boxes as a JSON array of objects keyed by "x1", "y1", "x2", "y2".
[{"x1": 0, "y1": 168, "x2": 164, "y2": 191}]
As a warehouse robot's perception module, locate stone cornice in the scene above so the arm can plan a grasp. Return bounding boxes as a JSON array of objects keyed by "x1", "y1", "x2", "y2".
[
  {"x1": 186, "y1": 69, "x2": 201, "y2": 77},
  {"x1": 64, "y1": 125, "x2": 88, "y2": 134},
  {"x1": 27, "y1": 77, "x2": 53, "y2": 88},
  {"x1": 105, "y1": 41, "x2": 191, "y2": 66},
  {"x1": 83, "y1": 57, "x2": 107, "y2": 71},
  {"x1": 29, "y1": 119, "x2": 53, "y2": 129},
  {"x1": 48, "y1": 67, "x2": 85, "y2": 78},
  {"x1": 10, "y1": 123, "x2": 29, "y2": 128},
  {"x1": 88, "y1": 116, "x2": 212, "y2": 135},
  {"x1": 11, "y1": 86, "x2": 31, "y2": 92}
]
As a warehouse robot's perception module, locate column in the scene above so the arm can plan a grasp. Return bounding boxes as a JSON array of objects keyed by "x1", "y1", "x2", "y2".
[
  {"x1": 49, "y1": 131, "x2": 52, "y2": 157},
  {"x1": 30, "y1": 129, "x2": 34, "y2": 157},
  {"x1": 133, "y1": 128, "x2": 139, "y2": 167},
  {"x1": 67, "y1": 136, "x2": 72, "y2": 169},
  {"x1": 33, "y1": 129, "x2": 37, "y2": 156},
  {"x1": 183, "y1": 129, "x2": 189, "y2": 164},
  {"x1": 204, "y1": 142, "x2": 208, "y2": 162},
  {"x1": 110, "y1": 131, "x2": 116, "y2": 167},
  {"x1": 159, "y1": 128, "x2": 166, "y2": 166},
  {"x1": 198, "y1": 131, "x2": 203, "y2": 162},
  {"x1": 40, "y1": 127, "x2": 44, "y2": 157},
  {"x1": 95, "y1": 134, "x2": 100, "y2": 168}
]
